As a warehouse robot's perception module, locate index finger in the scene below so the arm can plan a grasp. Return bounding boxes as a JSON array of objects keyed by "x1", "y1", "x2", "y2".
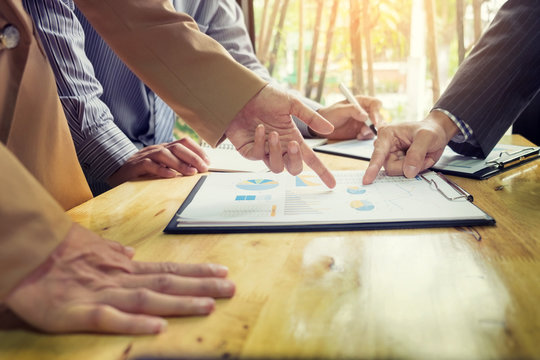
[
  {"x1": 176, "y1": 137, "x2": 211, "y2": 165},
  {"x1": 300, "y1": 141, "x2": 336, "y2": 188},
  {"x1": 290, "y1": 97, "x2": 334, "y2": 135},
  {"x1": 362, "y1": 135, "x2": 393, "y2": 185}
]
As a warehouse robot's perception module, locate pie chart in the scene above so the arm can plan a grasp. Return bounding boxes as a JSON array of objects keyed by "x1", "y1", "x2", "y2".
[
  {"x1": 236, "y1": 179, "x2": 279, "y2": 191},
  {"x1": 350, "y1": 200, "x2": 375, "y2": 211}
]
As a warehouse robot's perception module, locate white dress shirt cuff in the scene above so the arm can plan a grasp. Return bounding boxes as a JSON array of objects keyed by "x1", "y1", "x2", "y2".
[{"x1": 432, "y1": 108, "x2": 474, "y2": 144}]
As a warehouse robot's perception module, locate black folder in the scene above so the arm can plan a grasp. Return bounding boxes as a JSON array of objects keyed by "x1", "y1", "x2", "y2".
[{"x1": 164, "y1": 171, "x2": 494, "y2": 234}]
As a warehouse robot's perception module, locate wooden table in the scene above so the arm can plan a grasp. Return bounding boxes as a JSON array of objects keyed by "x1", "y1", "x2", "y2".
[{"x1": 1, "y1": 135, "x2": 539, "y2": 360}]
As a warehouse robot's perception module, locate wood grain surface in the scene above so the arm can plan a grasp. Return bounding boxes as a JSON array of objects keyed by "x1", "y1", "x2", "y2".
[{"x1": 1, "y1": 135, "x2": 538, "y2": 360}]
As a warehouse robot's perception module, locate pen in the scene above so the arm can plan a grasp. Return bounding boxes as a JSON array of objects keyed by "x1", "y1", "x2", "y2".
[{"x1": 338, "y1": 82, "x2": 377, "y2": 135}]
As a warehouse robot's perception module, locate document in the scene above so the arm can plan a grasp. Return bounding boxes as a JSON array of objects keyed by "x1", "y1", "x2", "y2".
[
  {"x1": 315, "y1": 140, "x2": 540, "y2": 179},
  {"x1": 201, "y1": 140, "x2": 267, "y2": 172},
  {"x1": 202, "y1": 138, "x2": 328, "y2": 173},
  {"x1": 164, "y1": 170, "x2": 494, "y2": 234}
]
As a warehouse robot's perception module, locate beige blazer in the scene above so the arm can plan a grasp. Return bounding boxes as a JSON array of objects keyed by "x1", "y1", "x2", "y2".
[
  {"x1": 75, "y1": 0, "x2": 267, "y2": 146},
  {"x1": 0, "y1": 0, "x2": 91, "y2": 299},
  {"x1": 1, "y1": 0, "x2": 267, "y2": 300}
]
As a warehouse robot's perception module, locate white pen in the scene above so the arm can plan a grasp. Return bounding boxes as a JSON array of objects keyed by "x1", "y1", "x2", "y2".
[{"x1": 338, "y1": 82, "x2": 377, "y2": 135}]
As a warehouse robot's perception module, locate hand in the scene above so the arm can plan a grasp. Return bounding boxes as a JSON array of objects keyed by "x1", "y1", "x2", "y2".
[
  {"x1": 314, "y1": 96, "x2": 383, "y2": 140},
  {"x1": 362, "y1": 110, "x2": 459, "y2": 185},
  {"x1": 4, "y1": 223, "x2": 235, "y2": 334},
  {"x1": 107, "y1": 138, "x2": 210, "y2": 187},
  {"x1": 225, "y1": 84, "x2": 336, "y2": 188}
]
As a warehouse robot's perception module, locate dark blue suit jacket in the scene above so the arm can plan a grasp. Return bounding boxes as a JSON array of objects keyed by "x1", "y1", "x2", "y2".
[{"x1": 434, "y1": 0, "x2": 540, "y2": 157}]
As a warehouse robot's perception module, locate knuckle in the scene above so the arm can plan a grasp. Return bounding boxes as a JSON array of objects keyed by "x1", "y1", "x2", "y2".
[
  {"x1": 377, "y1": 125, "x2": 391, "y2": 137},
  {"x1": 161, "y1": 261, "x2": 180, "y2": 274},
  {"x1": 133, "y1": 289, "x2": 151, "y2": 309},
  {"x1": 155, "y1": 274, "x2": 173, "y2": 292},
  {"x1": 141, "y1": 158, "x2": 155, "y2": 170}
]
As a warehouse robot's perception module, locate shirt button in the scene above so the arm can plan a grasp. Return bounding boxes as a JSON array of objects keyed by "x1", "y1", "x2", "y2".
[{"x1": 0, "y1": 24, "x2": 20, "y2": 50}]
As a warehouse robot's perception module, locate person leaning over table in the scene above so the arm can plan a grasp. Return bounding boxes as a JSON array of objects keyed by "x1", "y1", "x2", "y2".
[
  {"x1": 362, "y1": 0, "x2": 540, "y2": 185},
  {"x1": 0, "y1": 0, "x2": 340, "y2": 335},
  {"x1": 24, "y1": 0, "x2": 380, "y2": 195}
]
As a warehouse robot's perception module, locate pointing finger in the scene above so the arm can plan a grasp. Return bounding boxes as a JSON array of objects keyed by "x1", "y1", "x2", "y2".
[
  {"x1": 300, "y1": 141, "x2": 336, "y2": 188},
  {"x1": 363, "y1": 133, "x2": 393, "y2": 184}
]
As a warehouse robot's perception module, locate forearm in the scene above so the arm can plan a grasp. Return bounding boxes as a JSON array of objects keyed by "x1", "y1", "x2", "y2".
[{"x1": 75, "y1": 0, "x2": 267, "y2": 147}]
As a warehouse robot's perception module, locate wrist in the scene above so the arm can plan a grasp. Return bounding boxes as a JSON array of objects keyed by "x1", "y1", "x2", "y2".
[{"x1": 428, "y1": 110, "x2": 459, "y2": 143}]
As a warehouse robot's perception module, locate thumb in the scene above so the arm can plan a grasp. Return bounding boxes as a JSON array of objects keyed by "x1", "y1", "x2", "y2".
[{"x1": 290, "y1": 97, "x2": 334, "y2": 135}]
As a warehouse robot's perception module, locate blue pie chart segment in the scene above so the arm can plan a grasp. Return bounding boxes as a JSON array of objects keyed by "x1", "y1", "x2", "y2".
[
  {"x1": 347, "y1": 186, "x2": 366, "y2": 195},
  {"x1": 237, "y1": 179, "x2": 279, "y2": 191}
]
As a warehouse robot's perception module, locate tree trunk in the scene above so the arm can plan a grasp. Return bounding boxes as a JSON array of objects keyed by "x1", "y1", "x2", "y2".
[
  {"x1": 316, "y1": 0, "x2": 340, "y2": 102},
  {"x1": 297, "y1": 0, "x2": 304, "y2": 91},
  {"x1": 259, "y1": 0, "x2": 282, "y2": 65},
  {"x1": 363, "y1": 0, "x2": 375, "y2": 96},
  {"x1": 425, "y1": 0, "x2": 440, "y2": 103},
  {"x1": 305, "y1": 0, "x2": 324, "y2": 98},
  {"x1": 349, "y1": 0, "x2": 364, "y2": 94},
  {"x1": 257, "y1": 0, "x2": 270, "y2": 59},
  {"x1": 456, "y1": 0, "x2": 465, "y2": 64},
  {"x1": 268, "y1": 0, "x2": 290, "y2": 76}
]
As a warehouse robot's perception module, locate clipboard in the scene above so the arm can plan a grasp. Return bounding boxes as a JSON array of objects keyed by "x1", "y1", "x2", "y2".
[
  {"x1": 432, "y1": 146, "x2": 540, "y2": 179},
  {"x1": 314, "y1": 140, "x2": 540, "y2": 180},
  {"x1": 164, "y1": 170, "x2": 494, "y2": 234}
]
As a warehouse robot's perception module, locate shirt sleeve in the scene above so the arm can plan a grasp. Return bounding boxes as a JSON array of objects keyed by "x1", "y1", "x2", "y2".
[
  {"x1": 431, "y1": 108, "x2": 475, "y2": 145},
  {"x1": 22, "y1": 0, "x2": 138, "y2": 182}
]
